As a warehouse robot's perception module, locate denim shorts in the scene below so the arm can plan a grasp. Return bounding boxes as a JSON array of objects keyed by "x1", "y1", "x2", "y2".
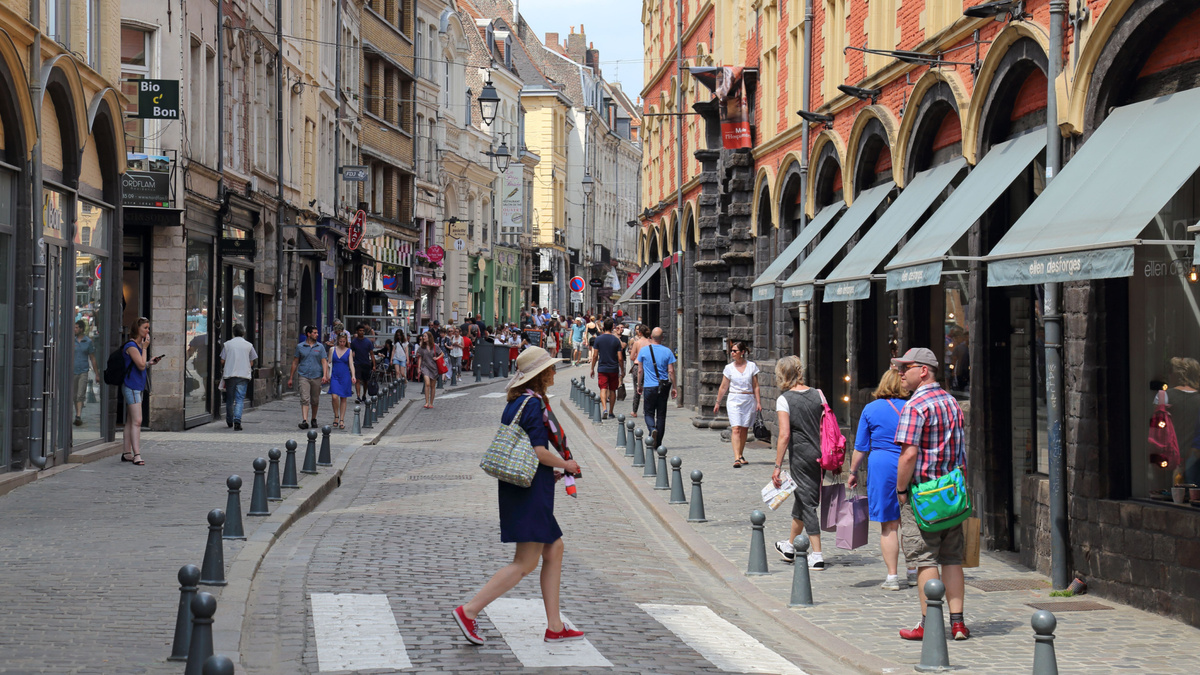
[{"x1": 122, "y1": 385, "x2": 143, "y2": 406}]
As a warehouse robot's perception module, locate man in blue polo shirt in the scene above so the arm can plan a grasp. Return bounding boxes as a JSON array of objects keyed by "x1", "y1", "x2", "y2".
[
  {"x1": 288, "y1": 326, "x2": 329, "y2": 429},
  {"x1": 636, "y1": 327, "x2": 677, "y2": 447},
  {"x1": 570, "y1": 317, "x2": 587, "y2": 366}
]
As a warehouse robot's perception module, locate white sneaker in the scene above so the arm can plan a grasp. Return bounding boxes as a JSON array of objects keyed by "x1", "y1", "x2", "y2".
[
  {"x1": 774, "y1": 540, "x2": 795, "y2": 562},
  {"x1": 880, "y1": 577, "x2": 902, "y2": 591},
  {"x1": 807, "y1": 553, "x2": 826, "y2": 570}
]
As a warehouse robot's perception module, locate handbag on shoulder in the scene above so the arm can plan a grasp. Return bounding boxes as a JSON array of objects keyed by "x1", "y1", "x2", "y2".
[
  {"x1": 910, "y1": 467, "x2": 973, "y2": 532},
  {"x1": 480, "y1": 396, "x2": 539, "y2": 487}
]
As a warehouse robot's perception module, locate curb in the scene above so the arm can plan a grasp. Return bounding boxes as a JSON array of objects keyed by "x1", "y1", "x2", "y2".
[{"x1": 561, "y1": 401, "x2": 902, "y2": 675}]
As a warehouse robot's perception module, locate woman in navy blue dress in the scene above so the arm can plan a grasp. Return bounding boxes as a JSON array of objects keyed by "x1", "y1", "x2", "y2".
[
  {"x1": 847, "y1": 368, "x2": 914, "y2": 590},
  {"x1": 454, "y1": 347, "x2": 585, "y2": 646}
]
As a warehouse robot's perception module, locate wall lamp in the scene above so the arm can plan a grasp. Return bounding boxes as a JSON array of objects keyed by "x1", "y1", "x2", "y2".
[
  {"x1": 482, "y1": 132, "x2": 512, "y2": 173},
  {"x1": 838, "y1": 85, "x2": 881, "y2": 104},
  {"x1": 796, "y1": 110, "x2": 834, "y2": 128},
  {"x1": 964, "y1": 1, "x2": 1027, "y2": 20}
]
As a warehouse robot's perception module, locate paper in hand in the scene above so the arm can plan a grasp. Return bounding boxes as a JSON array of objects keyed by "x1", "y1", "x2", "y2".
[{"x1": 761, "y1": 471, "x2": 797, "y2": 510}]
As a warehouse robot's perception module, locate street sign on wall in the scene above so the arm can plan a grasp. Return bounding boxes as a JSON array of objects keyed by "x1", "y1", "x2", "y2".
[{"x1": 341, "y1": 166, "x2": 369, "y2": 181}]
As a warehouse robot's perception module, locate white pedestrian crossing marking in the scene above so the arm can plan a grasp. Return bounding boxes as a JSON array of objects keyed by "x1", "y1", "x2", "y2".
[
  {"x1": 639, "y1": 604, "x2": 808, "y2": 674},
  {"x1": 310, "y1": 593, "x2": 412, "y2": 672},
  {"x1": 479, "y1": 392, "x2": 507, "y2": 398},
  {"x1": 485, "y1": 598, "x2": 612, "y2": 668},
  {"x1": 439, "y1": 393, "x2": 466, "y2": 399}
]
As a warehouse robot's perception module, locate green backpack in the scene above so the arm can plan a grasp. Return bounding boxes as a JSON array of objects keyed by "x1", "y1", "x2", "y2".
[{"x1": 910, "y1": 467, "x2": 972, "y2": 532}]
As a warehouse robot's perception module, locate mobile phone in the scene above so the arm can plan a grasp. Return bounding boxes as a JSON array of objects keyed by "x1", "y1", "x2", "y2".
[{"x1": 153, "y1": 354, "x2": 165, "y2": 362}]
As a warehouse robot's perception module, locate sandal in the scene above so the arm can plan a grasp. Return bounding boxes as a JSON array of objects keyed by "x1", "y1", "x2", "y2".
[
  {"x1": 120, "y1": 452, "x2": 134, "y2": 463},
  {"x1": 733, "y1": 457, "x2": 747, "y2": 468},
  {"x1": 132, "y1": 454, "x2": 145, "y2": 466}
]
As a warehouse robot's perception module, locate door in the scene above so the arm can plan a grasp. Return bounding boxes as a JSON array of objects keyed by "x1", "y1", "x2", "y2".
[{"x1": 43, "y1": 244, "x2": 66, "y2": 463}]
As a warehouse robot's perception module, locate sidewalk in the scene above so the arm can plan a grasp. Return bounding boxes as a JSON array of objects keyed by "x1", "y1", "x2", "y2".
[
  {"x1": 0, "y1": 385, "x2": 424, "y2": 674},
  {"x1": 555, "y1": 364, "x2": 1200, "y2": 674}
]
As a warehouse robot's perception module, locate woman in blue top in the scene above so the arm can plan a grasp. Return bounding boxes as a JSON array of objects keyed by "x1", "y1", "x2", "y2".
[
  {"x1": 122, "y1": 317, "x2": 161, "y2": 465},
  {"x1": 847, "y1": 368, "x2": 913, "y2": 590},
  {"x1": 454, "y1": 347, "x2": 584, "y2": 646}
]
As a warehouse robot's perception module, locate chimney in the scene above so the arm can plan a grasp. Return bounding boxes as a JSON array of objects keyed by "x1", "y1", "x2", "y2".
[
  {"x1": 567, "y1": 26, "x2": 587, "y2": 65},
  {"x1": 545, "y1": 32, "x2": 558, "y2": 50},
  {"x1": 586, "y1": 47, "x2": 601, "y2": 77}
]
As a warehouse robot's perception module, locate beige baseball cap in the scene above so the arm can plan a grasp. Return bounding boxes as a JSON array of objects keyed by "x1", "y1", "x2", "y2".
[{"x1": 891, "y1": 347, "x2": 938, "y2": 370}]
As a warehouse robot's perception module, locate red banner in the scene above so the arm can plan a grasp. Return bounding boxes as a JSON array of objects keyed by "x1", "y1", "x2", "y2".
[{"x1": 691, "y1": 66, "x2": 752, "y2": 150}]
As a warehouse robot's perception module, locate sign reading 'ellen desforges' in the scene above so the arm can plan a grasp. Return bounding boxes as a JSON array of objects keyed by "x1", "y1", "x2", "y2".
[{"x1": 986, "y1": 247, "x2": 1136, "y2": 287}]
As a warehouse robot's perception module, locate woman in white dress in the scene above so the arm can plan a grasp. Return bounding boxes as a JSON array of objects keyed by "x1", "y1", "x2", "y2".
[{"x1": 712, "y1": 341, "x2": 762, "y2": 467}]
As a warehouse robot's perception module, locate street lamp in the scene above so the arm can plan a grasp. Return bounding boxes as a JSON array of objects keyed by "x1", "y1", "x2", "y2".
[
  {"x1": 581, "y1": 173, "x2": 595, "y2": 197},
  {"x1": 478, "y1": 75, "x2": 500, "y2": 126},
  {"x1": 482, "y1": 133, "x2": 512, "y2": 173}
]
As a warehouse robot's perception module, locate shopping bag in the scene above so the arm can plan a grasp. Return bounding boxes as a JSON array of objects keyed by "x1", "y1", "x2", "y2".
[
  {"x1": 962, "y1": 516, "x2": 981, "y2": 568},
  {"x1": 820, "y1": 482, "x2": 844, "y2": 532},
  {"x1": 835, "y1": 495, "x2": 870, "y2": 550}
]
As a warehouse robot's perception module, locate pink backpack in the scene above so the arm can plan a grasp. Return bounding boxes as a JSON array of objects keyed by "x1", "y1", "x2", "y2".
[
  {"x1": 1148, "y1": 390, "x2": 1180, "y2": 470},
  {"x1": 816, "y1": 390, "x2": 847, "y2": 472}
]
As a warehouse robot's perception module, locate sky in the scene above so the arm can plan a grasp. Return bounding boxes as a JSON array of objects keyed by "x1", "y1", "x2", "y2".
[{"x1": 515, "y1": 0, "x2": 647, "y2": 101}]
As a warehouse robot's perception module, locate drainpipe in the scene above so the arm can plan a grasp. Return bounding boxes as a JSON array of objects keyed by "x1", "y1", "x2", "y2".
[
  {"x1": 1046, "y1": 0, "x2": 1068, "y2": 591},
  {"x1": 675, "y1": 0, "x2": 684, "y2": 404},
  {"x1": 275, "y1": 0, "x2": 285, "y2": 398},
  {"x1": 797, "y1": 0, "x2": 813, "y2": 374},
  {"x1": 333, "y1": 0, "x2": 343, "y2": 217},
  {"x1": 27, "y1": 0, "x2": 46, "y2": 469}
]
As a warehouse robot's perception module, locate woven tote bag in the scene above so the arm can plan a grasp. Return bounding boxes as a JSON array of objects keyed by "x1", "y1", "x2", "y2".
[{"x1": 480, "y1": 396, "x2": 539, "y2": 487}]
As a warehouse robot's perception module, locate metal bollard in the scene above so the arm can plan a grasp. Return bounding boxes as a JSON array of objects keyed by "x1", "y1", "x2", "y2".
[
  {"x1": 450, "y1": 362, "x2": 458, "y2": 386},
  {"x1": 916, "y1": 580, "x2": 951, "y2": 672},
  {"x1": 282, "y1": 439, "x2": 299, "y2": 488},
  {"x1": 643, "y1": 441, "x2": 658, "y2": 478},
  {"x1": 475, "y1": 361, "x2": 482, "y2": 382},
  {"x1": 199, "y1": 509, "x2": 227, "y2": 586},
  {"x1": 266, "y1": 449, "x2": 282, "y2": 502},
  {"x1": 399, "y1": 377, "x2": 406, "y2": 399},
  {"x1": 655, "y1": 446, "x2": 670, "y2": 490},
  {"x1": 688, "y1": 470, "x2": 708, "y2": 522},
  {"x1": 669, "y1": 457, "x2": 687, "y2": 503},
  {"x1": 363, "y1": 396, "x2": 375, "y2": 429},
  {"x1": 318, "y1": 425, "x2": 333, "y2": 466},
  {"x1": 168, "y1": 564, "x2": 201, "y2": 661},
  {"x1": 616, "y1": 413, "x2": 627, "y2": 449},
  {"x1": 571, "y1": 378, "x2": 578, "y2": 405},
  {"x1": 302, "y1": 429, "x2": 319, "y2": 474},
  {"x1": 222, "y1": 476, "x2": 245, "y2": 540},
  {"x1": 1031, "y1": 610, "x2": 1059, "y2": 675},
  {"x1": 437, "y1": 371, "x2": 444, "y2": 389},
  {"x1": 247, "y1": 458, "x2": 270, "y2": 516},
  {"x1": 624, "y1": 419, "x2": 636, "y2": 457},
  {"x1": 789, "y1": 534, "x2": 814, "y2": 606},
  {"x1": 202, "y1": 654, "x2": 236, "y2": 675},
  {"x1": 353, "y1": 405, "x2": 362, "y2": 435},
  {"x1": 592, "y1": 392, "x2": 603, "y2": 423},
  {"x1": 184, "y1": 591, "x2": 217, "y2": 675},
  {"x1": 632, "y1": 428, "x2": 646, "y2": 467},
  {"x1": 747, "y1": 510, "x2": 769, "y2": 576}
]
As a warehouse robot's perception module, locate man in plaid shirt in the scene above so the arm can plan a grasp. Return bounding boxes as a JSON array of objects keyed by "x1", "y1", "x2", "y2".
[{"x1": 892, "y1": 347, "x2": 970, "y2": 642}]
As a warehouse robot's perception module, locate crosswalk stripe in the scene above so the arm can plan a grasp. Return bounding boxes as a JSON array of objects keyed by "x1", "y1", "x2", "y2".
[
  {"x1": 485, "y1": 598, "x2": 612, "y2": 668},
  {"x1": 310, "y1": 593, "x2": 412, "y2": 672},
  {"x1": 438, "y1": 393, "x2": 466, "y2": 399},
  {"x1": 479, "y1": 392, "x2": 507, "y2": 398},
  {"x1": 639, "y1": 604, "x2": 808, "y2": 674}
]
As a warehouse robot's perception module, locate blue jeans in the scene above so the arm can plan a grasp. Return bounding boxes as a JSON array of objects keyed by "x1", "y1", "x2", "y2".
[{"x1": 225, "y1": 377, "x2": 248, "y2": 422}]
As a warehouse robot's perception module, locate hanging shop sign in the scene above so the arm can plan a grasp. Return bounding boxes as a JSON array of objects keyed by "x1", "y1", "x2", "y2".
[
  {"x1": 538, "y1": 269, "x2": 555, "y2": 282},
  {"x1": 589, "y1": 278, "x2": 603, "y2": 288},
  {"x1": 341, "y1": 166, "x2": 369, "y2": 181},
  {"x1": 426, "y1": 245, "x2": 445, "y2": 264},
  {"x1": 690, "y1": 66, "x2": 751, "y2": 150},
  {"x1": 348, "y1": 210, "x2": 365, "y2": 250},
  {"x1": 221, "y1": 237, "x2": 257, "y2": 258},
  {"x1": 418, "y1": 276, "x2": 443, "y2": 287},
  {"x1": 135, "y1": 80, "x2": 180, "y2": 119}
]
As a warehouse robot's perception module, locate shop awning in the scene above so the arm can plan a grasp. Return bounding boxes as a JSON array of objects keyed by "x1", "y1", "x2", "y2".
[
  {"x1": 614, "y1": 263, "x2": 661, "y2": 305},
  {"x1": 985, "y1": 87, "x2": 1200, "y2": 286},
  {"x1": 883, "y1": 132, "x2": 1045, "y2": 291},
  {"x1": 780, "y1": 182, "x2": 895, "y2": 303},
  {"x1": 750, "y1": 202, "x2": 846, "y2": 300},
  {"x1": 820, "y1": 158, "x2": 968, "y2": 302}
]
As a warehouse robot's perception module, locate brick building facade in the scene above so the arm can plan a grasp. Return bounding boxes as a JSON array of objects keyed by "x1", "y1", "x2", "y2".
[{"x1": 641, "y1": 0, "x2": 1200, "y2": 626}]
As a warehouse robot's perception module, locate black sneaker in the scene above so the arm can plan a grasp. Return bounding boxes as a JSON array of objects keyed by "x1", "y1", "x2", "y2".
[
  {"x1": 234, "y1": 421, "x2": 243, "y2": 431},
  {"x1": 299, "y1": 420, "x2": 310, "y2": 430},
  {"x1": 73, "y1": 416, "x2": 83, "y2": 426},
  {"x1": 226, "y1": 418, "x2": 234, "y2": 428}
]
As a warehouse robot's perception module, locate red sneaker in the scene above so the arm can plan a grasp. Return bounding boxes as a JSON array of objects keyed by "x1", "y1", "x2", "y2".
[
  {"x1": 453, "y1": 606, "x2": 485, "y2": 645},
  {"x1": 544, "y1": 626, "x2": 586, "y2": 642},
  {"x1": 899, "y1": 622, "x2": 924, "y2": 641},
  {"x1": 952, "y1": 621, "x2": 971, "y2": 640}
]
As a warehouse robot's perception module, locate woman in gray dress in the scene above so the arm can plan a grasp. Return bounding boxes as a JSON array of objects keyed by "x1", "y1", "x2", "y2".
[
  {"x1": 415, "y1": 331, "x2": 443, "y2": 409},
  {"x1": 769, "y1": 355, "x2": 828, "y2": 570}
]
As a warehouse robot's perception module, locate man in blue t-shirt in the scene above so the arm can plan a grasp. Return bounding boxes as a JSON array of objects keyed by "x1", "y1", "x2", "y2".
[
  {"x1": 350, "y1": 325, "x2": 375, "y2": 402},
  {"x1": 570, "y1": 317, "x2": 587, "y2": 366},
  {"x1": 636, "y1": 327, "x2": 677, "y2": 447}
]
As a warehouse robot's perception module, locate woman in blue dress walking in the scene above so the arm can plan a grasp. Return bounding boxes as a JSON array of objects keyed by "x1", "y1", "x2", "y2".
[
  {"x1": 847, "y1": 368, "x2": 915, "y2": 590},
  {"x1": 327, "y1": 333, "x2": 356, "y2": 429},
  {"x1": 453, "y1": 347, "x2": 584, "y2": 645}
]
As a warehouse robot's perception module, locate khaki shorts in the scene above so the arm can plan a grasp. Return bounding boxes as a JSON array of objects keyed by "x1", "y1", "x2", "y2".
[
  {"x1": 297, "y1": 376, "x2": 322, "y2": 406},
  {"x1": 74, "y1": 371, "x2": 90, "y2": 403},
  {"x1": 900, "y1": 501, "x2": 965, "y2": 567}
]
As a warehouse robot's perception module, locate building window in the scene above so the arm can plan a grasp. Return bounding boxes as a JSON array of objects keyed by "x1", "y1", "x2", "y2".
[
  {"x1": 822, "y1": 0, "x2": 846, "y2": 102},
  {"x1": 86, "y1": 0, "x2": 101, "y2": 68},
  {"x1": 415, "y1": 23, "x2": 423, "y2": 79},
  {"x1": 121, "y1": 26, "x2": 153, "y2": 153},
  {"x1": 48, "y1": 0, "x2": 70, "y2": 46}
]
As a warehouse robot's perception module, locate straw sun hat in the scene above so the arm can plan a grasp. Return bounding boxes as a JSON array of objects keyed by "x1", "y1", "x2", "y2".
[{"x1": 507, "y1": 347, "x2": 557, "y2": 390}]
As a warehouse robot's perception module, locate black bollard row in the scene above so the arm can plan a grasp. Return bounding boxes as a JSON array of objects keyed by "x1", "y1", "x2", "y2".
[
  {"x1": 282, "y1": 439, "x2": 300, "y2": 488},
  {"x1": 654, "y1": 446, "x2": 670, "y2": 490},
  {"x1": 247, "y1": 458, "x2": 270, "y2": 516},
  {"x1": 688, "y1": 470, "x2": 707, "y2": 522},
  {"x1": 266, "y1": 448, "x2": 282, "y2": 502},
  {"x1": 199, "y1": 509, "x2": 227, "y2": 586},
  {"x1": 222, "y1": 476, "x2": 245, "y2": 540},
  {"x1": 301, "y1": 429, "x2": 319, "y2": 474},
  {"x1": 318, "y1": 424, "x2": 333, "y2": 466},
  {"x1": 184, "y1": 591, "x2": 217, "y2": 675},
  {"x1": 202, "y1": 654, "x2": 236, "y2": 675},
  {"x1": 168, "y1": 564, "x2": 201, "y2": 661},
  {"x1": 789, "y1": 534, "x2": 813, "y2": 606},
  {"x1": 669, "y1": 457, "x2": 687, "y2": 504}
]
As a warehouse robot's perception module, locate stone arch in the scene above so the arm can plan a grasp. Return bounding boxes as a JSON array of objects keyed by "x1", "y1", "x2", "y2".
[
  {"x1": 806, "y1": 129, "x2": 846, "y2": 215},
  {"x1": 680, "y1": 199, "x2": 698, "y2": 250},
  {"x1": 647, "y1": 223, "x2": 662, "y2": 262},
  {"x1": 964, "y1": 22, "x2": 1051, "y2": 161},
  {"x1": 0, "y1": 29, "x2": 36, "y2": 160},
  {"x1": 40, "y1": 55, "x2": 90, "y2": 184},
  {"x1": 750, "y1": 166, "x2": 776, "y2": 236},
  {"x1": 894, "y1": 69, "x2": 970, "y2": 185},
  {"x1": 83, "y1": 90, "x2": 125, "y2": 203},
  {"x1": 975, "y1": 37, "x2": 1050, "y2": 156},
  {"x1": 776, "y1": 156, "x2": 806, "y2": 238},
  {"x1": 1077, "y1": 0, "x2": 1200, "y2": 137},
  {"x1": 846, "y1": 105, "x2": 900, "y2": 196}
]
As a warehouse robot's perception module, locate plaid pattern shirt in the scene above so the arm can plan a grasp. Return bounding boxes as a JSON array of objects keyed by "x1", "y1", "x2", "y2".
[{"x1": 894, "y1": 382, "x2": 966, "y2": 483}]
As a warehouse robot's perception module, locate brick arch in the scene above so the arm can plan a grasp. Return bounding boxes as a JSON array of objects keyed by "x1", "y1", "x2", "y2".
[
  {"x1": 894, "y1": 70, "x2": 970, "y2": 186},
  {"x1": 0, "y1": 28, "x2": 36, "y2": 161},
  {"x1": 750, "y1": 166, "x2": 776, "y2": 236},
  {"x1": 680, "y1": 198, "x2": 698, "y2": 250},
  {"x1": 805, "y1": 129, "x2": 846, "y2": 216},
  {"x1": 775, "y1": 155, "x2": 805, "y2": 237},
  {"x1": 845, "y1": 105, "x2": 900, "y2": 197},
  {"x1": 964, "y1": 22, "x2": 1050, "y2": 163}
]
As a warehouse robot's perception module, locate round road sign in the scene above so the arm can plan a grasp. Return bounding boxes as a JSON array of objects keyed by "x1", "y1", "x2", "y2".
[{"x1": 569, "y1": 276, "x2": 586, "y2": 293}]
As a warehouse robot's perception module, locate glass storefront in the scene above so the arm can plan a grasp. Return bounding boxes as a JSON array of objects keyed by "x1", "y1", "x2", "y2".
[
  {"x1": 0, "y1": 213, "x2": 10, "y2": 467},
  {"x1": 186, "y1": 239, "x2": 213, "y2": 420},
  {"x1": 70, "y1": 201, "x2": 108, "y2": 447},
  {"x1": 1129, "y1": 171, "x2": 1200, "y2": 499}
]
